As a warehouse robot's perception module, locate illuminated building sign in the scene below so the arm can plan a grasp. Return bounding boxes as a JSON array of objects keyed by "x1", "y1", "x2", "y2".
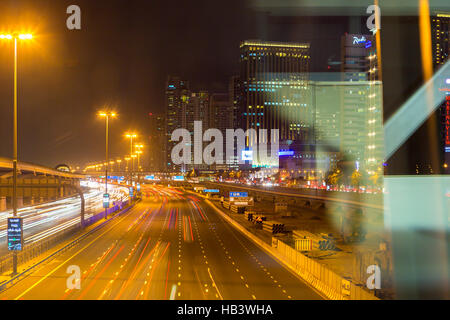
[
  {"x1": 129, "y1": 187, "x2": 134, "y2": 198},
  {"x1": 172, "y1": 176, "x2": 185, "y2": 181},
  {"x1": 278, "y1": 150, "x2": 294, "y2": 156},
  {"x1": 365, "y1": 40, "x2": 372, "y2": 48},
  {"x1": 353, "y1": 36, "x2": 367, "y2": 45},
  {"x1": 204, "y1": 189, "x2": 219, "y2": 193},
  {"x1": 445, "y1": 96, "x2": 450, "y2": 152},
  {"x1": 7, "y1": 218, "x2": 23, "y2": 251}
]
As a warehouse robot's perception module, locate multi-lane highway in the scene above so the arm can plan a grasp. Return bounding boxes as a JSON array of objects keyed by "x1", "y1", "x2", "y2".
[{"x1": 0, "y1": 185, "x2": 322, "y2": 300}]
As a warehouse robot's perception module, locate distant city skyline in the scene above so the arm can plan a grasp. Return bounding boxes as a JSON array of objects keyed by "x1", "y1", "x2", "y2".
[{"x1": 0, "y1": 0, "x2": 444, "y2": 176}]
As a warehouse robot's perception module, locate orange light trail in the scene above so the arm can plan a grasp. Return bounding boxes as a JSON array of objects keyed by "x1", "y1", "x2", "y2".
[
  {"x1": 77, "y1": 245, "x2": 125, "y2": 300},
  {"x1": 164, "y1": 260, "x2": 171, "y2": 299},
  {"x1": 115, "y1": 242, "x2": 160, "y2": 300},
  {"x1": 188, "y1": 216, "x2": 194, "y2": 242},
  {"x1": 142, "y1": 242, "x2": 171, "y2": 299}
]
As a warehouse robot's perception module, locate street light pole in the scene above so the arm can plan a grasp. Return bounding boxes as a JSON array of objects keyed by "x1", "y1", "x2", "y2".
[
  {"x1": 99, "y1": 111, "x2": 117, "y2": 219},
  {"x1": 105, "y1": 114, "x2": 109, "y2": 219},
  {"x1": 1, "y1": 33, "x2": 33, "y2": 276},
  {"x1": 12, "y1": 37, "x2": 18, "y2": 276}
]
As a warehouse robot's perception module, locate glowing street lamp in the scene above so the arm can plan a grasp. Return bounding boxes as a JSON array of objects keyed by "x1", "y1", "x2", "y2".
[{"x1": 1, "y1": 32, "x2": 33, "y2": 275}]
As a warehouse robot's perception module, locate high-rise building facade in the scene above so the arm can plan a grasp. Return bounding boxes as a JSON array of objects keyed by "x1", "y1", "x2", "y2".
[
  {"x1": 432, "y1": 13, "x2": 450, "y2": 66},
  {"x1": 165, "y1": 76, "x2": 213, "y2": 172},
  {"x1": 239, "y1": 40, "x2": 311, "y2": 167},
  {"x1": 310, "y1": 79, "x2": 383, "y2": 173},
  {"x1": 339, "y1": 33, "x2": 383, "y2": 174},
  {"x1": 187, "y1": 91, "x2": 210, "y2": 171},
  {"x1": 165, "y1": 76, "x2": 189, "y2": 171},
  {"x1": 341, "y1": 33, "x2": 377, "y2": 81},
  {"x1": 209, "y1": 93, "x2": 235, "y2": 170},
  {"x1": 431, "y1": 12, "x2": 450, "y2": 173},
  {"x1": 229, "y1": 75, "x2": 241, "y2": 129},
  {"x1": 148, "y1": 113, "x2": 165, "y2": 172}
]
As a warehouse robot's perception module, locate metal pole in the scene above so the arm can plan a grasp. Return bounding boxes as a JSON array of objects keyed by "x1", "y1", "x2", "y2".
[
  {"x1": 137, "y1": 153, "x2": 140, "y2": 185},
  {"x1": 12, "y1": 37, "x2": 18, "y2": 276},
  {"x1": 130, "y1": 137, "x2": 133, "y2": 191},
  {"x1": 105, "y1": 115, "x2": 109, "y2": 219}
]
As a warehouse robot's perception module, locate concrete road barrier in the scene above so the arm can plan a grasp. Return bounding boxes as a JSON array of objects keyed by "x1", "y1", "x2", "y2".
[{"x1": 206, "y1": 200, "x2": 378, "y2": 300}]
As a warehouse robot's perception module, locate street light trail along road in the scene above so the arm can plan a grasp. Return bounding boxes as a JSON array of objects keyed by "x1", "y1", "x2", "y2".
[{"x1": 0, "y1": 186, "x2": 322, "y2": 300}]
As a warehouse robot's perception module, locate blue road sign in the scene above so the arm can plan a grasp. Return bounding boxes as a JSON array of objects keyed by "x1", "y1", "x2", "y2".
[
  {"x1": 103, "y1": 193, "x2": 110, "y2": 208},
  {"x1": 204, "y1": 189, "x2": 219, "y2": 193},
  {"x1": 230, "y1": 192, "x2": 248, "y2": 198},
  {"x1": 7, "y1": 217, "x2": 23, "y2": 251}
]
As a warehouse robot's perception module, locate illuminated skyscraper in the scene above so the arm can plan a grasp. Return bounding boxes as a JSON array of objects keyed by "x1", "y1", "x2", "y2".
[
  {"x1": 209, "y1": 93, "x2": 235, "y2": 170},
  {"x1": 431, "y1": 12, "x2": 450, "y2": 173},
  {"x1": 239, "y1": 40, "x2": 311, "y2": 167},
  {"x1": 339, "y1": 33, "x2": 383, "y2": 173},
  {"x1": 432, "y1": 13, "x2": 450, "y2": 66},
  {"x1": 148, "y1": 113, "x2": 165, "y2": 172},
  {"x1": 228, "y1": 75, "x2": 241, "y2": 130},
  {"x1": 164, "y1": 76, "x2": 189, "y2": 171},
  {"x1": 341, "y1": 33, "x2": 378, "y2": 81}
]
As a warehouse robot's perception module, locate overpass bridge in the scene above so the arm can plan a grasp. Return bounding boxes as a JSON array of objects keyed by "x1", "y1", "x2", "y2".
[
  {"x1": 201, "y1": 182, "x2": 384, "y2": 211},
  {"x1": 0, "y1": 157, "x2": 85, "y2": 211}
]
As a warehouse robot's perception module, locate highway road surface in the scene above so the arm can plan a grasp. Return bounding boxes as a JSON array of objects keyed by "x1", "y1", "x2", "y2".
[{"x1": 0, "y1": 186, "x2": 323, "y2": 300}]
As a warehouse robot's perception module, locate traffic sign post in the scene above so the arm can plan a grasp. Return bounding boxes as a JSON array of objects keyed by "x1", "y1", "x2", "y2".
[
  {"x1": 103, "y1": 193, "x2": 110, "y2": 209},
  {"x1": 129, "y1": 186, "x2": 134, "y2": 199},
  {"x1": 7, "y1": 217, "x2": 23, "y2": 252}
]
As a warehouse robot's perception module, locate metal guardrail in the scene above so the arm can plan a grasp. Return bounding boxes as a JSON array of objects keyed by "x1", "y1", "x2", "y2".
[{"x1": 0, "y1": 201, "x2": 134, "y2": 292}]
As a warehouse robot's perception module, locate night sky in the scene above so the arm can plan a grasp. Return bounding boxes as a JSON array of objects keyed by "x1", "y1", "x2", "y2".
[{"x1": 0, "y1": 0, "x2": 439, "y2": 174}]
